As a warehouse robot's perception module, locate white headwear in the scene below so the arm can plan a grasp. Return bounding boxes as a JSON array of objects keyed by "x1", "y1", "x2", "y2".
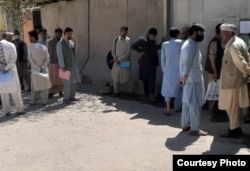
[{"x1": 220, "y1": 23, "x2": 237, "y2": 32}]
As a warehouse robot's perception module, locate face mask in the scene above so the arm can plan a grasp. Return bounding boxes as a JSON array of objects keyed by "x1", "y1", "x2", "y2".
[
  {"x1": 13, "y1": 35, "x2": 19, "y2": 40},
  {"x1": 195, "y1": 35, "x2": 204, "y2": 42}
]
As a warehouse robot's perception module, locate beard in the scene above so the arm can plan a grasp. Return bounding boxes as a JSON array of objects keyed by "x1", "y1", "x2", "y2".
[{"x1": 195, "y1": 35, "x2": 204, "y2": 42}]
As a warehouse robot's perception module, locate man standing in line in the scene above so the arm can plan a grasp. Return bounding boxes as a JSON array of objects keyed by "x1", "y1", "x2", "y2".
[
  {"x1": 38, "y1": 28, "x2": 49, "y2": 46},
  {"x1": 56, "y1": 27, "x2": 81, "y2": 104},
  {"x1": 111, "y1": 26, "x2": 132, "y2": 97},
  {"x1": 0, "y1": 32, "x2": 25, "y2": 116},
  {"x1": 47, "y1": 28, "x2": 64, "y2": 98},
  {"x1": 13, "y1": 29, "x2": 31, "y2": 91},
  {"x1": 219, "y1": 24, "x2": 250, "y2": 138},
  {"x1": 28, "y1": 30, "x2": 51, "y2": 106},
  {"x1": 161, "y1": 27, "x2": 183, "y2": 116},
  {"x1": 132, "y1": 28, "x2": 160, "y2": 102},
  {"x1": 180, "y1": 23, "x2": 207, "y2": 136},
  {"x1": 204, "y1": 23, "x2": 224, "y2": 114}
]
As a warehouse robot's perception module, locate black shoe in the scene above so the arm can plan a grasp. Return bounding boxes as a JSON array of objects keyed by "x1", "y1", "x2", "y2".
[
  {"x1": 70, "y1": 98, "x2": 79, "y2": 101},
  {"x1": 16, "y1": 111, "x2": 26, "y2": 115},
  {"x1": 63, "y1": 99, "x2": 71, "y2": 104},
  {"x1": 164, "y1": 111, "x2": 171, "y2": 116},
  {"x1": 48, "y1": 93, "x2": 54, "y2": 99},
  {"x1": 220, "y1": 128, "x2": 243, "y2": 139},
  {"x1": 5, "y1": 112, "x2": 11, "y2": 117},
  {"x1": 113, "y1": 93, "x2": 120, "y2": 97},
  {"x1": 59, "y1": 92, "x2": 64, "y2": 97},
  {"x1": 30, "y1": 103, "x2": 37, "y2": 106}
]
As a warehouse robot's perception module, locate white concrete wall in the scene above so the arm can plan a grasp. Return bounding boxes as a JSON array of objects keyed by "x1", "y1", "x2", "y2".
[
  {"x1": 172, "y1": 0, "x2": 250, "y2": 63},
  {"x1": 38, "y1": 0, "x2": 250, "y2": 94},
  {"x1": 40, "y1": 0, "x2": 167, "y2": 94}
]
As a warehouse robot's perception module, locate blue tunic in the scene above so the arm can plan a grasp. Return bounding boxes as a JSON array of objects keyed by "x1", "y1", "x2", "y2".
[
  {"x1": 161, "y1": 39, "x2": 183, "y2": 100},
  {"x1": 180, "y1": 38, "x2": 205, "y2": 106}
]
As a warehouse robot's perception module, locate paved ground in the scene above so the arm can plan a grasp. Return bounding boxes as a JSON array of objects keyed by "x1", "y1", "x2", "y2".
[{"x1": 0, "y1": 83, "x2": 249, "y2": 171}]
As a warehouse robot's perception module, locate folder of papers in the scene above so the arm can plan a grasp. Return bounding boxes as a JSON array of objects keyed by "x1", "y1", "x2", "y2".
[
  {"x1": 59, "y1": 69, "x2": 70, "y2": 81},
  {"x1": 117, "y1": 61, "x2": 131, "y2": 68}
]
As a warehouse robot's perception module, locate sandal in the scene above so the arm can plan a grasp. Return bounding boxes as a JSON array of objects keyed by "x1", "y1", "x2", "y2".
[{"x1": 189, "y1": 130, "x2": 208, "y2": 136}]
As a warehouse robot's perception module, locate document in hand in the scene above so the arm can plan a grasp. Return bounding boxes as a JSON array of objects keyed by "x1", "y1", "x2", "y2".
[
  {"x1": 59, "y1": 69, "x2": 70, "y2": 81},
  {"x1": 117, "y1": 61, "x2": 131, "y2": 68},
  {"x1": 33, "y1": 70, "x2": 49, "y2": 78},
  {"x1": 0, "y1": 71, "x2": 12, "y2": 82}
]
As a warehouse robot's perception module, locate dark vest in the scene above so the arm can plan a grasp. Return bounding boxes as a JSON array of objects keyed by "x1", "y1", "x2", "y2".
[
  {"x1": 61, "y1": 40, "x2": 76, "y2": 69},
  {"x1": 205, "y1": 36, "x2": 224, "y2": 76},
  {"x1": 15, "y1": 39, "x2": 25, "y2": 62}
]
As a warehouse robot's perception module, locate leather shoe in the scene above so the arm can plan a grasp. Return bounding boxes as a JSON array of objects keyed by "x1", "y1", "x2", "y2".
[
  {"x1": 220, "y1": 127, "x2": 243, "y2": 139},
  {"x1": 5, "y1": 112, "x2": 11, "y2": 117},
  {"x1": 182, "y1": 126, "x2": 191, "y2": 132},
  {"x1": 16, "y1": 111, "x2": 26, "y2": 115},
  {"x1": 70, "y1": 98, "x2": 79, "y2": 101},
  {"x1": 189, "y1": 130, "x2": 208, "y2": 136}
]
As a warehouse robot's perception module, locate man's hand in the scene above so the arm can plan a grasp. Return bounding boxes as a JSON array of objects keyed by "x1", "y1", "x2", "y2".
[
  {"x1": 114, "y1": 57, "x2": 120, "y2": 64},
  {"x1": 213, "y1": 73, "x2": 218, "y2": 81},
  {"x1": 61, "y1": 68, "x2": 67, "y2": 72},
  {"x1": 180, "y1": 77, "x2": 186, "y2": 87},
  {"x1": 3, "y1": 69, "x2": 9, "y2": 74}
]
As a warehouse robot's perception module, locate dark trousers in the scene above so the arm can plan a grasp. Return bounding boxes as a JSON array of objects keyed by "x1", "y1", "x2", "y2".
[{"x1": 143, "y1": 80, "x2": 155, "y2": 97}]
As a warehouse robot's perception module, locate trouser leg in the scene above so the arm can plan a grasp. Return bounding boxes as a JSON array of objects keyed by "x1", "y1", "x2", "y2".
[
  {"x1": 1, "y1": 93, "x2": 11, "y2": 114},
  {"x1": 226, "y1": 92, "x2": 244, "y2": 130},
  {"x1": 24, "y1": 74, "x2": 31, "y2": 90},
  {"x1": 181, "y1": 103, "x2": 190, "y2": 128},
  {"x1": 189, "y1": 102, "x2": 201, "y2": 131},
  {"x1": 11, "y1": 91, "x2": 24, "y2": 112},
  {"x1": 174, "y1": 87, "x2": 183, "y2": 111},
  {"x1": 113, "y1": 81, "x2": 120, "y2": 94},
  {"x1": 63, "y1": 80, "x2": 71, "y2": 101},
  {"x1": 40, "y1": 89, "x2": 49, "y2": 104},
  {"x1": 49, "y1": 85, "x2": 55, "y2": 94},
  {"x1": 149, "y1": 81, "x2": 155, "y2": 96},
  {"x1": 58, "y1": 85, "x2": 63, "y2": 92},
  {"x1": 70, "y1": 83, "x2": 77, "y2": 99},
  {"x1": 30, "y1": 85, "x2": 38, "y2": 104},
  {"x1": 143, "y1": 80, "x2": 150, "y2": 97}
]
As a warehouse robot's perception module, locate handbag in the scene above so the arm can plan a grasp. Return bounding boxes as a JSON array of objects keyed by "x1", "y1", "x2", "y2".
[
  {"x1": 205, "y1": 79, "x2": 220, "y2": 101},
  {"x1": 33, "y1": 69, "x2": 49, "y2": 78}
]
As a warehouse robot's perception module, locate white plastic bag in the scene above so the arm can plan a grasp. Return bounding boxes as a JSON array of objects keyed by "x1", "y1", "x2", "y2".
[{"x1": 205, "y1": 79, "x2": 220, "y2": 101}]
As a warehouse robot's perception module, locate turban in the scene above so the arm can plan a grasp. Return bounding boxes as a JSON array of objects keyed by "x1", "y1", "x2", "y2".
[{"x1": 220, "y1": 23, "x2": 236, "y2": 32}]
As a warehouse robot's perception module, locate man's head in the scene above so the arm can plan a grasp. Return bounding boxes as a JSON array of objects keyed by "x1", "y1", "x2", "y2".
[
  {"x1": 120, "y1": 26, "x2": 128, "y2": 38},
  {"x1": 63, "y1": 27, "x2": 73, "y2": 40},
  {"x1": 215, "y1": 23, "x2": 223, "y2": 36},
  {"x1": 28, "y1": 30, "x2": 38, "y2": 43},
  {"x1": 189, "y1": 23, "x2": 205, "y2": 42},
  {"x1": 35, "y1": 25, "x2": 43, "y2": 33},
  {"x1": 2, "y1": 32, "x2": 13, "y2": 42},
  {"x1": 169, "y1": 27, "x2": 180, "y2": 39},
  {"x1": 180, "y1": 26, "x2": 190, "y2": 40},
  {"x1": 147, "y1": 28, "x2": 158, "y2": 40},
  {"x1": 220, "y1": 23, "x2": 236, "y2": 45},
  {"x1": 55, "y1": 27, "x2": 63, "y2": 40},
  {"x1": 13, "y1": 29, "x2": 20, "y2": 40},
  {"x1": 39, "y1": 28, "x2": 47, "y2": 40}
]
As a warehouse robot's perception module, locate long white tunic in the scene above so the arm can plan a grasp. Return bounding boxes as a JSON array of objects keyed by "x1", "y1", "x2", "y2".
[
  {"x1": 111, "y1": 36, "x2": 131, "y2": 84},
  {"x1": 0, "y1": 40, "x2": 21, "y2": 93},
  {"x1": 161, "y1": 39, "x2": 183, "y2": 99},
  {"x1": 28, "y1": 43, "x2": 51, "y2": 91}
]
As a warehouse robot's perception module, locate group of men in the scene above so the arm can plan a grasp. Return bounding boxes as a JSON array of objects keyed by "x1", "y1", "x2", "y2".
[
  {"x1": 111, "y1": 23, "x2": 250, "y2": 139},
  {"x1": 0, "y1": 26, "x2": 81, "y2": 117},
  {"x1": 161, "y1": 23, "x2": 250, "y2": 138}
]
